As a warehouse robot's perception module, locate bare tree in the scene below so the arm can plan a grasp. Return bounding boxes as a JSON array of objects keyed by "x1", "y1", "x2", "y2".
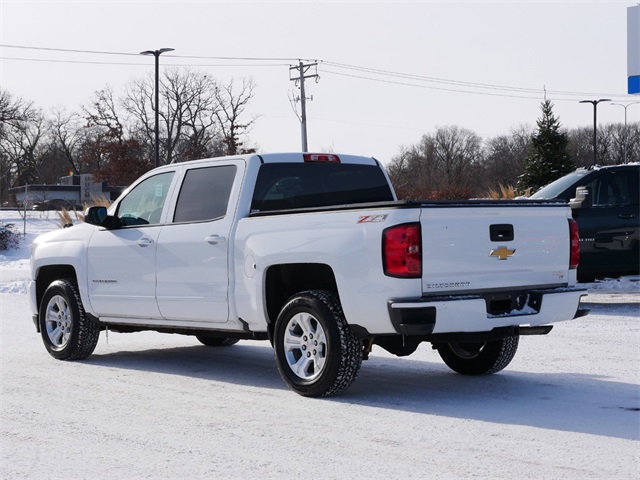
[
  {"x1": 567, "y1": 123, "x2": 640, "y2": 167},
  {"x1": 214, "y1": 78, "x2": 257, "y2": 155},
  {"x1": 83, "y1": 86, "x2": 126, "y2": 141},
  {"x1": 483, "y1": 124, "x2": 532, "y2": 190},
  {"x1": 81, "y1": 87, "x2": 151, "y2": 185},
  {"x1": 386, "y1": 143, "x2": 436, "y2": 200},
  {"x1": 0, "y1": 99, "x2": 47, "y2": 187},
  {"x1": 623, "y1": 123, "x2": 640, "y2": 163},
  {"x1": 0, "y1": 89, "x2": 33, "y2": 203},
  {"x1": 125, "y1": 69, "x2": 223, "y2": 164},
  {"x1": 596, "y1": 123, "x2": 640, "y2": 165},
  {"x1": 566, "y1": 126, "x2": 592, "y2": 168},
  {"x1": 596, "y1": 124, "x2": 615, "y2": 165},
  {"x1": 388, "y1": 126, "x2": 482, "y2": 200},
  {"x1": 49, "y1": 108, "x2": 86, "y2": 175},
  {"x1": 431, "y1": 125, "x2": 483, "y2": 194},
  {"x1": 0, "y1": 88, "x2": 32, "y2": 132}
]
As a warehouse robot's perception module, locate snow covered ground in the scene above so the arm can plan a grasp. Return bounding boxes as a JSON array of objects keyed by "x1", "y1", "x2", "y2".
[{"x1": 1, "y1": 211, "x2": 638, "y2": 479}]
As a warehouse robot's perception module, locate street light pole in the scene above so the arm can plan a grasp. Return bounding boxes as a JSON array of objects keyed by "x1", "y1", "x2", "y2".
[
  {"x1": 610, "y1": 102, "x2": 640, "y2": 164},
  {"x1": 579, "y1": 98, "x2": 611, "y2": 166},
  {"x1": 140, "y1": 48, "x2": 174, "y2": 168}
]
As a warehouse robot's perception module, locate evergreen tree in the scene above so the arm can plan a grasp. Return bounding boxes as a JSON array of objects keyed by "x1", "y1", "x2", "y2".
[{"x1": 519, "y1": 100, "x2": 573, "y2": 192}]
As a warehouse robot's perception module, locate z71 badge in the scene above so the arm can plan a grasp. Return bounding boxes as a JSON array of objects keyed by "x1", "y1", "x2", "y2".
[{"x1": 357, "y1": 214, "x2": 388, "y2": 223}]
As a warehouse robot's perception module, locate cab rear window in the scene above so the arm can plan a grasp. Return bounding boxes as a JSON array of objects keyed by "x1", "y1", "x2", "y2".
[{"x1": 251, "y1": 163, "x2": 394, "y2": 212}]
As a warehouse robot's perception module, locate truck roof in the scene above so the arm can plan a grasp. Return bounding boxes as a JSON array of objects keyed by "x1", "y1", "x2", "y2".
[
  {"x1": 146, "y1": 153, "x2": 381, "y2": 174},
  {"x1": 257, "y1": 153, "x2": 380, "y2": 166}
]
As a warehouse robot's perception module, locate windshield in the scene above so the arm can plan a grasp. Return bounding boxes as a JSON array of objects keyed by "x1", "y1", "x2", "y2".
[{"x1": 529, "y1": 170, "x2": 590, "y2": 200}]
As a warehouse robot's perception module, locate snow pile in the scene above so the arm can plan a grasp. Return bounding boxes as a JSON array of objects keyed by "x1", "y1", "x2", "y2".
[{"x1": 585, "y1": 276, "x2": 640, "y2": 293}]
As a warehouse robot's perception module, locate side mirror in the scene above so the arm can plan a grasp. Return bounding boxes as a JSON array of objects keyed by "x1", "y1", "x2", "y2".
[
  {"x1": 84, "y1": 206, "x2": 108, "y2": 226},
  {"x1": 569, "y1": 186, "x2": 592, "y2": 210}
]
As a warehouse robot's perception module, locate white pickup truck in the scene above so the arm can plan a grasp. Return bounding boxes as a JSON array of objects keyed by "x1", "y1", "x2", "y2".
[{"x1": 29, "y1": 153, "x2": 588, "y2": 396}]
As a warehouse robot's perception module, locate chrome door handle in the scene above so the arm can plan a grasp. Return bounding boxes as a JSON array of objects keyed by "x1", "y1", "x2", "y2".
[
  {"x1": 205, "y1": 235, "x2": 226, "y2": 245},
  {"x1": 137, "y1": 238, "x2": 154, "y2": 247}
]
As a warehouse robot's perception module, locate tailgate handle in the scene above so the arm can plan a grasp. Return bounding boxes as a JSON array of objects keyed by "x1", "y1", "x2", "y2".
[{"x1": 490, "y1": 224, "x2": 514, "y2": 242}]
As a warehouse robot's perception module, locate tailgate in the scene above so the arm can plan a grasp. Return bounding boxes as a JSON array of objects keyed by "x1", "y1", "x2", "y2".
[{"x1": 420, "y1": 204, "x2": 572, "y2": 294}]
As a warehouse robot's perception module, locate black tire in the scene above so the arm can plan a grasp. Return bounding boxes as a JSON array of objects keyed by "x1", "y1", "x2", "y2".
[
  {"x1": 273, "y1": 290, "x2": 363, "y2": 397},
  {"x1": 39, "y1": 279, "x2": 100, "y2": 360},
  {"x1": 435, "y1": 335, "x2": 519, "y2": 375},
  {"x1": 196, "y1": 336, "x2": 239, "y2": 347}
]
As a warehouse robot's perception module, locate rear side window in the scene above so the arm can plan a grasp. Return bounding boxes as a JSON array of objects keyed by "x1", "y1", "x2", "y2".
[
  {"x1": 173, "y1": 165, "x2": 237, "y2": 223},
  {"x1": 251, "y1": 163, "x2": 393, "y2": 212}
]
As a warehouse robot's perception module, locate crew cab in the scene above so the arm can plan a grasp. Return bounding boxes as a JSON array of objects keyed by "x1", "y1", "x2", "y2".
[
  {"x1": 29, "y1": 153, "x2": 588, "y2": 396},
  {"x1": 530, "y1": 163, "x2": 639, "y2": 281}
]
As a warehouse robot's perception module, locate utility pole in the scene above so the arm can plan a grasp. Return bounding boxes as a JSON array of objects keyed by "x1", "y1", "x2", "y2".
[{"x1": 290, "y1": 61, "x2": 318, "y2": 152}]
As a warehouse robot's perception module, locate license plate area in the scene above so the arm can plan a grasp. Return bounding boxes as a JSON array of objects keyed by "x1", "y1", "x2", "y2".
[{"x1": 485, "y1": 291, "x2": 542, "y2": 317}]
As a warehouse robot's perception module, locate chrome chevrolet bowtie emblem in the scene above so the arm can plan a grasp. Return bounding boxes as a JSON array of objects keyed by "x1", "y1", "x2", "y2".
[{"x1": 489, "y1": 246, "x2": 516, "y2": 260}]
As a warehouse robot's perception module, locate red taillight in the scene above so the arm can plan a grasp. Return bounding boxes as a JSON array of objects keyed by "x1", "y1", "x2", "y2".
[
  {"x1": 383, "y1": 223, "x2": 422, "y2": 278},
  {"x1": 569, "y1": 219, "x2": 580, "y2": 269},
  {"x1": 303, "y1": 153, "x2": 340, "y2": 163}
]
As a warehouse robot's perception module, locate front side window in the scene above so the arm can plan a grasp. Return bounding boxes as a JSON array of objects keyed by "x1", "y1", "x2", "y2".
[
  {"x1": 116, "y1": 172, "x2": 175, "y2": 226},
  {"x1": 587, "y1": 171, "x2": 637, "y2": 207},
  {"x1": 173, "y1": 165, "x2": 237, "y2": 223}
]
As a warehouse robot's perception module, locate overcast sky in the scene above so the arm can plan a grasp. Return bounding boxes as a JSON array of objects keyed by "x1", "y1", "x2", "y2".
[{"x1": 1, "y1": 0, "x2": 638, "y2": 163}]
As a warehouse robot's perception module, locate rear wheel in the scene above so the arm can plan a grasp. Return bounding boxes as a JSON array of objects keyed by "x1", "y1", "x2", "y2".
[
  {"x1": 274, "y1": 290, "x2": 362, "y2": 397},
  {"x1": 196, "y1": 336, "x2": 239, "y2": 347},
  {"x1": 435, "y1": 335, "x2": 519, "y2": 375},
  {"x1": 39, "y1": 279, "x2": 100, "y2": 360}
]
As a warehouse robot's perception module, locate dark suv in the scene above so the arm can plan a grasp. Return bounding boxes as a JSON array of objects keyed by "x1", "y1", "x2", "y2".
[{"x1": 530, "y1": 164, "x2": 639, "y2": 281}]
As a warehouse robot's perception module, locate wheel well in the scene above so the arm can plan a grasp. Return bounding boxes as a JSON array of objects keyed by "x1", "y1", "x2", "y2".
[
  {"x1": 36, "y1": 265, "x2": 77, "y2": 309},
  {"x1": 264, "y1": 263, "x2": 338, "y2": 328}
]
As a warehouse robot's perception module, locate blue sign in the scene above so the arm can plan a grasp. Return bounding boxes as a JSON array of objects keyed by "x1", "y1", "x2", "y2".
[{"x1": 629, "y1": 6, "x2": 640, "y2": 94}]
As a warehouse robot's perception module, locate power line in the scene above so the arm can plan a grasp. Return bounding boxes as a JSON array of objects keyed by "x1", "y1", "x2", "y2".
[
  {"x1": 320, "y1": 68, "x2": 541, "y2": 100},
  {"x1": 0, "y1": 44, "x2": 140, "y2": 56},
  {"x1": 319, "y1": 68, "x2": 631, "y2": 102},
  {"x1": 2, "y1": 56, "x2": 149, "y2": 66},
  {"x1": 167, "y1": 54, "x2": 309, "y2": 62},
  {"x1": 0, "y1": 44, "x2": 307, "y2": 62},
  {"x1": 322, "y1": 61, "x2": 625, "y2": 99},
  {"x1": 324, "y1": 60, "x2": 544, "y2": 93},
  {"x1": 1, "y1": 56, "x2": 290, "y2": 68}
]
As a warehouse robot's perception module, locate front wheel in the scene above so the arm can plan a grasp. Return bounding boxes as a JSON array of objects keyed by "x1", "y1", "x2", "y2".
[
  {"x1": 273, "y1": 290, "x2": 363, "y2": 397},
  {"x1": 435, "y1": 335, "x2": 519, "y2": 375},
  {"x1": 39, "y1": 279, "x2": 100, "y2": 360}
]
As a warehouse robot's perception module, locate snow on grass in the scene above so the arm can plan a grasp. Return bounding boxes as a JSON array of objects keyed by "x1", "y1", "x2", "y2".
[{"x1": 1, "y1": 211, "x2": 61, "y2": 294}]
